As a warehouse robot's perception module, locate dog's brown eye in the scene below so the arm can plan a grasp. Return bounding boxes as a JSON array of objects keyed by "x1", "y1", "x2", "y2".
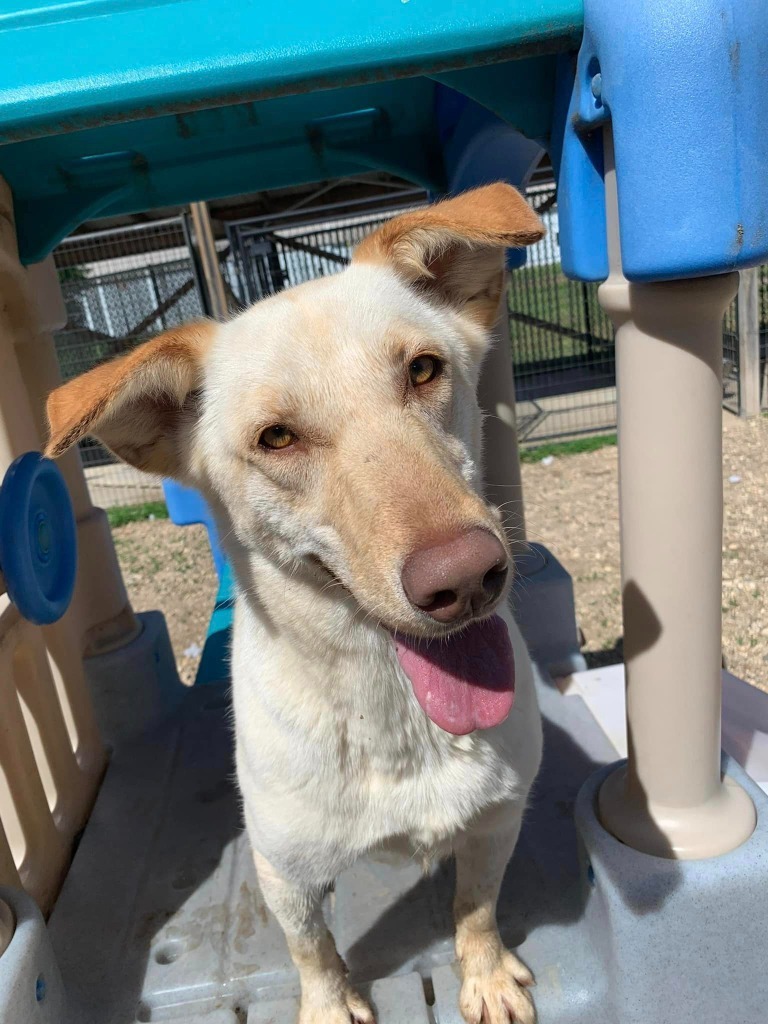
[
  {"x1": 259, "y1": 425, "x2": 297, "y2": 450},
  {"x1": 409, "y1": 355, "x2": 441, "y2": 387}
]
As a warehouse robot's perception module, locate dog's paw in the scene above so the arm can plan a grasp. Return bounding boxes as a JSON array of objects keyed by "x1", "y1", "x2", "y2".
[
  {"x1": 298, "y1": 983, "x2": 375, "y2": 1024},
  {"x1": 459, "y1": 949, "x2": 535, "y2": 1024}
]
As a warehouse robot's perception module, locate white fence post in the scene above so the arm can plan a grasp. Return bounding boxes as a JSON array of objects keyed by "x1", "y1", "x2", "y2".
[{"x1": 737, "y1": 267, "x2": 761, "y2": 418}]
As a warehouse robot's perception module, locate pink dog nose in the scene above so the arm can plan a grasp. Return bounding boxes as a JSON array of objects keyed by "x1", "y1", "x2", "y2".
[{"x1": 401, "y1": 529, "x2": 508, "y2": 623}]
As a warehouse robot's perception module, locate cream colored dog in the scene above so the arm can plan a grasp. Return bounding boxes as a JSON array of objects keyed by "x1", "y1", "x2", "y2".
[{"x1": 47, "y1": 184, "x2": 545, "y2": 1024}]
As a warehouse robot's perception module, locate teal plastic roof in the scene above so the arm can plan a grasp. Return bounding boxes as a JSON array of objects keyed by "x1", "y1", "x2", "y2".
[{"x1": 0, "y1": 1, "x2": 581, "y2": 261}]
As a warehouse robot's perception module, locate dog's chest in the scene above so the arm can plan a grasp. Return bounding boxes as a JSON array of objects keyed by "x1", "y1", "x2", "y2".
[
  {"x1": 239, "y1": 683, "x2": 522, "y2": 861},
  {"x1": 334, "y1": 713, "x2": 520, "y2": 840},
  {"x1": 233, "y1": 606, "x2": 534, "y2": 877}
]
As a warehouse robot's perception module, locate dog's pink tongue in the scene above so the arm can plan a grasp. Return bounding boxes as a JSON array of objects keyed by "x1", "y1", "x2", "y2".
[{"x1": 394, "y1": 615, "x2": 515, "y2": 735}]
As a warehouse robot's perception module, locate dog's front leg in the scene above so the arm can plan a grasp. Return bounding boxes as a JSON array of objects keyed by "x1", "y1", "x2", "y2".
[
  {"x1": 453, "y1": 813, "x2": 535, "y2": 1024},
  {"x1": 253, "y1": 850, "x2": 374, "y2": 1024}
]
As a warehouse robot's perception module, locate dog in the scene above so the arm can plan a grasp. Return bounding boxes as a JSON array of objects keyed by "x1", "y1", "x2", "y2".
[{"x1": 46, "y1": 183, "x2": 545, "y2": 1024}]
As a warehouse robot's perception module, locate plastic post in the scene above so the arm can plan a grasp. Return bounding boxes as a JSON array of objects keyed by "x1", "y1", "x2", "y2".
[{"x1": 597, "y1": 127, "x2": 756, "y2": 858}]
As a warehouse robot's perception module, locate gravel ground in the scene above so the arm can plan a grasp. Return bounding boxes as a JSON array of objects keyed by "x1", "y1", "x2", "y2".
[
  {"x1": 522, "y1": 413, "x2": 768, "y2": 691},
  {"x1": 113, "y1": 413, "x2": 767, "y2": 691}
]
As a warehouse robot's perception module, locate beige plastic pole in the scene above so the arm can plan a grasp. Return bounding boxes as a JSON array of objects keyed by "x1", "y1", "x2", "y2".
[
  {"x1": 15, "y1": 252, "x2": 140, "y2": 656},
  {"x1": 189, "y1": 201, "x2": 229, "y2": 320},
  {"x1": 479, "y1": 285, "x2": 527, "y2": 559},
  {"x1": 0, "y1": 185, "x2": 106, "y2": 793},
  {"x1": 597, "y1": 128, "x2": 755, "y2": 859},
  {"x1": 0, "y1": 829, "x2": 20, "y2": 891},
  {"x1": 0, "y1": 897, "x2": 14, "y2": 956}
]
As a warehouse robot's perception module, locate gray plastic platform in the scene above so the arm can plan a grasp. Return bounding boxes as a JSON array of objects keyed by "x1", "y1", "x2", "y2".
[
  {"x1": 512, "y1": 543, "x2": 588, "y2": 678},
  {"x1": 41, "y1": 668, "x2": 618, "y2": 1024},
  {"x1": 3, "y1": 656, "x2": 766, "y2": 1023}
]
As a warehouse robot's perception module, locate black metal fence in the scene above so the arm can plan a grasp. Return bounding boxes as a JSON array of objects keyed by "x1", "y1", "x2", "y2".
[
  {"x1": 722, "y1": 288, "x2": 740, "y2": 415},
  {"x1": 53, "y1": 190, "x2": 763, "y2": 509},
  {"x1": 226, "y1": 214, "x2": 391, "y2": 305},
  {"x1": 507, "y1": 186, "x2": 617, "y2": 443}
]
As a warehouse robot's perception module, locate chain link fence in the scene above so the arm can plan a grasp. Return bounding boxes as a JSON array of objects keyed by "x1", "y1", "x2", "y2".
[
  {"x1": 52, "y1": 190, "x2": 761, "y2": 511},
  {"x1": 53, "y1": 218, "x2": 212, "y2": 508}
]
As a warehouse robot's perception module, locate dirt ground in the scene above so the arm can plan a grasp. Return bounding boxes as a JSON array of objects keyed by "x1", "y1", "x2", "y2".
[
  {"x1": 113, "y1": 519, "x2": 216, "y2": 685},
  {"x1": 113, "y1": 413, "x2": 768, "y2": 692}
]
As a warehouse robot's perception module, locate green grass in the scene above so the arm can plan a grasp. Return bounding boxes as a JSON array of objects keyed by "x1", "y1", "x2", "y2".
[
  {"x1": 520, "y1": 433, "x2": 617, "y2": 463},
  {"x1": 107, "y1": 501, "x2": 169, "y2": 528}
]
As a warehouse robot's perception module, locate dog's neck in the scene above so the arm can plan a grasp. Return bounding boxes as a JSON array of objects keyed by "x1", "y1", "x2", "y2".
[{"x1": 226, "y1": 539, "x2": 436, "y2": 741}]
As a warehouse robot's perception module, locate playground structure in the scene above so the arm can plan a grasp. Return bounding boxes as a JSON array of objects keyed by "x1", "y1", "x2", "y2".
[{"x1": 1, "y1": 2, "x2": 768, "y2": 1022}]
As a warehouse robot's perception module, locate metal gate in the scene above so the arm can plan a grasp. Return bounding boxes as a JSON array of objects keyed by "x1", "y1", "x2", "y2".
[
  {"x1": 226, "y1": 213, "x2": 395, "y2": 305},
  {"x1": 507, "y1": 185, "x2": 617, "y2": 443}
]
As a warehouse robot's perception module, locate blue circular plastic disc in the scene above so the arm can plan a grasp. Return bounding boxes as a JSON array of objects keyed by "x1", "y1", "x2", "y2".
[{"x1": 0, "y1": 453, "x2": 77, "y2": 625}]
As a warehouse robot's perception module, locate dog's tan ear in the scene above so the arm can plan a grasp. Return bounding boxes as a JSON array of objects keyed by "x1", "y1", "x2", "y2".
[
  {"x1": 353, "y1": 183, "x2": 544, "y2": 328},
  {"x1": 46, "y1": 320, "x2": 215, "y2": 477}
]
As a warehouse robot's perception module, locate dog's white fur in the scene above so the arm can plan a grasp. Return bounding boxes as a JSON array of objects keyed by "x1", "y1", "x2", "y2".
[{"x1": 47, "y1": 186, "x2": 544, "y2": 1024}]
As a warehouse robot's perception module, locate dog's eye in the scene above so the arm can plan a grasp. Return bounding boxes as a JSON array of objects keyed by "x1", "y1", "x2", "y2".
[
  {"x1": 409, "y1": 355, "x2": 442, "y2": 387},
  {"x1": 259, "y1": 425, "x2": 297, "y2": 450}
]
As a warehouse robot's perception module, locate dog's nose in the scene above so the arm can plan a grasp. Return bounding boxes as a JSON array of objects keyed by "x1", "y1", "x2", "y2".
[{"x1": 401, "y1": 529, "x2": 508, "y2": 623}]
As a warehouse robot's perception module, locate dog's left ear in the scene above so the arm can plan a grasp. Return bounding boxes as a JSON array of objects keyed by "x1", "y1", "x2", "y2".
[{"x1": 353, "y1": 183, "x2": 544, "y2": 328}]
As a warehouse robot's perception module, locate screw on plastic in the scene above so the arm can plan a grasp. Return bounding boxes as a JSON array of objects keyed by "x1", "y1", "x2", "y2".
[
  {"x1": 590, "y1": 73, "x2": 603, "y2": 100},
  {"x1": 35, "y1": 512, "x2": 52, "y2": 563}
]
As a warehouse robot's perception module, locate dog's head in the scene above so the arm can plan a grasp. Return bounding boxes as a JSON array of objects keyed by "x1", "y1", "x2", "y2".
[{"x1": 47, "y1": 185, "x2": 543, "y2": 642}]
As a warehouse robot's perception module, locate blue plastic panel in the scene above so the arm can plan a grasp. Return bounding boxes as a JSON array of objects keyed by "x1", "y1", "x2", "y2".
[
  {"x1": 3, "y1": 80, "x2": 445, "y2": 262},
  {"x1": 195, "y1": 563, "x2": 235, "y2": 687},
  {"x1": 162, "y1": 479, "x2": 226, "y2": 580},
  {"x1": 550, "y1": 53, "x2": 608, "y2": 282},
  {"x1": 554, "y1": 0, "x2": 768, "y2": 282},
  {"x1": 436, "y1": 88, "x2": 545, "y2": 270}
]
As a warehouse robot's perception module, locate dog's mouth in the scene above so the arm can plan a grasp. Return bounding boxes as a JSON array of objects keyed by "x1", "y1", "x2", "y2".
[
  {"x1": 392, "y1": 615, "x2": 515, "y2": 736},
  {"x1": 305, "y1": 555, "x2": 515, "y2": 735}
]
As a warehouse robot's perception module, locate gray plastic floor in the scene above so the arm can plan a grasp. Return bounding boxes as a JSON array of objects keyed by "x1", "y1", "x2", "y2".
[{"x1": 46, "y1": 667, "x2": 621, "y2": 1024}]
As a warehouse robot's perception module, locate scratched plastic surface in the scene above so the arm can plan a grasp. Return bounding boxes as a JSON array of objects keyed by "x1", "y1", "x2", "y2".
[
  {"x1": 0, "y1": 0, "x2": 580, "y2": 140},
  {"x1": 0, "y1": 2, "x2": 580, "y2": 262},
  {"x1": 40, "y1": 672, "x2": 620, "y2": 1024}
]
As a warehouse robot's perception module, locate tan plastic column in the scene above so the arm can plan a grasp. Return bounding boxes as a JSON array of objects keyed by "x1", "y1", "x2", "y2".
[
  {"x1": 0, "y1": 184, "x2": 106, "y2": 788},
  {"x1": 12, "y1": 232, "x2": 140, "y2": 656},
  {"x1": 479, "y1": 286, "x2": 527, "y2": 558},
  {"x1": 0, "y1": 897, "x2": 14, "y2": 956},
  {"x1": 596, "y1": 128, "x2": 756, "y2": 859},
  {"x1": 0, "y1": 829, "x2": 20, "y2": 891},
  {"x1": 189, "y1": 201, "x2": 228, "y2": 320}
]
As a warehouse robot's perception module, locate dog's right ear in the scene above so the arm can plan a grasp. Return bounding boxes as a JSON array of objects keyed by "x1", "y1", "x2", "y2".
[{"x1": 45, "y1": 320, "x2": 215, "y2": 478}]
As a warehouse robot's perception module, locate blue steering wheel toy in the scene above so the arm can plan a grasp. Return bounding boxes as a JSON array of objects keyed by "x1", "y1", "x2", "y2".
[{"x1": 0, "y1": 452, "x2": 77, "y2": 625}]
